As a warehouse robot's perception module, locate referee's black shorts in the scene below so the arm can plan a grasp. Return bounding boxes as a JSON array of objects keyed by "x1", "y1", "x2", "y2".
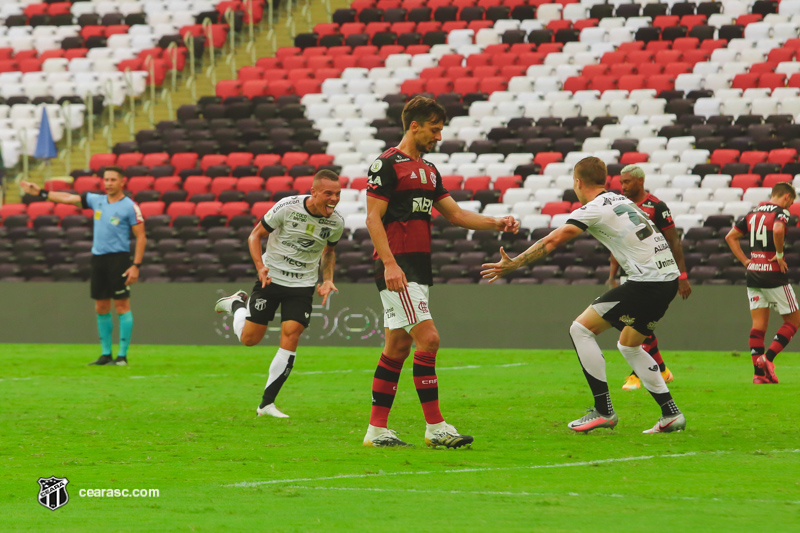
[
  {"x1": 591, "y1": 278, "x2": 678, "y2": 336},
  {"x1": 90, "y1": 252, "x2": 132, "y2": 300}
]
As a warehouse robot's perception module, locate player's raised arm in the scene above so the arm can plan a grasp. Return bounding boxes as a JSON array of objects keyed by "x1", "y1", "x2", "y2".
[
  {"x1": 248, "y1": 223, "x2": 272, "y2": 287},
  {"x1": 20, "y1": 180, "x2": 82, "y2": 206},
  {"x1": 434, "y1": 195, "x2": 519, "y2": 234},
  {"x1": 481, "y1": 223, "x2": 583, "y2": 282},
  {"x1": 366, "y1": 195, "x2": 407, "y2": 292}
]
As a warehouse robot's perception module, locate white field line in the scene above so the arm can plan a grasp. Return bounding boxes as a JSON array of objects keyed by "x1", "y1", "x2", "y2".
[
  {"x1": 225, "y1": 452, "x2": 697, "y2": 488},
  {"x1": 280, "y1": 485, "x2": 800, "y2": 505},
  {"x1": 224, "y1": 449, "x2": 800, "y2": 489}
]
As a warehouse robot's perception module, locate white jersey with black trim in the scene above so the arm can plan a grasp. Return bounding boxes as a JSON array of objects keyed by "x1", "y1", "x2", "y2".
[
  {"x1": 566, "y1": 191, "x2": 679, "y2": 283},
  {"x1": 260, "y1": 195, "x2": 345, "y2": 287}
]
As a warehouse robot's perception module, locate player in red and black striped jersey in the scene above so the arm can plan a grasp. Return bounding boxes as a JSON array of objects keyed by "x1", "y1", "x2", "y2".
[
  {"x1": 362, "y1": 96, "x2": 520, "y2": 448},
  {"x1": 608, "y1": 165, "x2": 692, "y2": 390},
  {"x1": 726, "y1": 182, "x2": 799, "y2": 384}
]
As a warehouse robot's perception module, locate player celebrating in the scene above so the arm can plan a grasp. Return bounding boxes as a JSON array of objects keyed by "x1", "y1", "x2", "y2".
[
  {"x1": 482, "y1": 157, "x2": 686, "y2": 434},
  {"x1": 215, "y1": 170, "x2": 344, "y2": 417},
  {"x1": 21, "y1": 167, "x2": 146, "y2": 366},
  {"x1": 608, "y1": 165, "x2": 691, "y2": 390},
  {"x1": 362, "y1": 96, "x2": 519, "y2": 448},
  {"x1": 725, "y1": 182, "x2": 799, "y2": 384}
]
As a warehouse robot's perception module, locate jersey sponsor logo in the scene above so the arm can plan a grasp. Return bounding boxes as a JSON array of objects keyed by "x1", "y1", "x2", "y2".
[
  {"x1": 602, "y1": 197, "x2": 613, "y2": 206},
  {"x1": 648, "y1": 364, "x2": 658, "y2": 372},
  {"x1": 367, "y1": 173, "x2": 382, "y2": 187},
  {"x1": 298, "y1": 238, "x2": 315, "y2": 248},
  {"x1": 418, "y1": 300, "x2": 429, "y2": 313},
  {"x1": 288, "y1": 212, "x2": 308, "y2": 223},
  {"x1": 419, "y1": 169, "x2": 427, "y2": 184},
  {"x1": 655, "y1": 258, "x2": 676, "y2": 269},
  {"x1": 282, "y1": 256, "x2": 306, "y2": 268},
  {"x1": 318, "y1": 217, "x2": 337, "y2": 226},
  {"x1": 385, "y1": 307, "x2": 396, "y2": 319},
  {"x1": 412, "y1": 197, "x2": 433, "y2": 214},
  {"x1": 654, "y1": 243, "x2": 669, "y2": 253},
  {"x1": 395, "y1": 156, "x2": 410, "y2": 162},
  {"x1": 410, "y1": 171, "x2": 418, "y2": 180},
  {"x1": 280, "y1": 239, "x2": 317, "y2": 252},
  {"x1": 620, "y1": 315, "x2": 635, "y2": 326},
  {"x1": 280, "y1": 270, "x2": 304, "y2": 278},
  {"x1": 421, "y1": 378, "x2": 437, "y2": 385},
  {"x1": 370, "y1": 159, "x2": 383, "y2": 173},
  {"x1": 254, "y1": 298, "x2": 267, "y2": 311},
  {"x1": 305, "y1": 223, "x2": 315, "y2": 236}
]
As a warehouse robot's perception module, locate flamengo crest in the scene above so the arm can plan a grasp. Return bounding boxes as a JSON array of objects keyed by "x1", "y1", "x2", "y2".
[{"x1": 38, "y1": 476, "x2": 69, "y2": 511}]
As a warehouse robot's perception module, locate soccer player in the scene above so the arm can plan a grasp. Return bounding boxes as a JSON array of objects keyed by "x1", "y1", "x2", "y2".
[
  {"x1": 482, "y1": 156, "x2": 686, "y2": 434},
  {"x1": 608, "y1": 164, "x2": 692, "y2": 390},
  {"x1": 362, "y1": 96, "x2": 520, "y2": 448},
  {"x1": 214, "y1": 170, "x2": 344, "y2": 418},
  {"x1": 724, "y1": 182, "x2": 799, "y2": 384},
  {"x1": 20, "y1": 167, "x2": 146, "y2": 366}
]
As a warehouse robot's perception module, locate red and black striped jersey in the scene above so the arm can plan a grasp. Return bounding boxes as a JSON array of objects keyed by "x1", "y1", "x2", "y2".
[
  {"x1": 366, "y1": 147, "x2": 450, "y2": 289},
  {"x1": 638, "y1": 193, "x2": 675, "y2": 232},
  {"x1": 734, "y1": 203, "x2": 791, "y2": 288}
]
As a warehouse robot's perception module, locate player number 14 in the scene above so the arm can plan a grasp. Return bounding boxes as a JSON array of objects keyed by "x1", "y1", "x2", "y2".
[{"x1": 750, "y1": 214, "x2": 768, "y2": 248}]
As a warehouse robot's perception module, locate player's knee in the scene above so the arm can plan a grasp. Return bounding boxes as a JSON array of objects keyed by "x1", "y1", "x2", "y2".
[
  {"x1": 240, "y1": 334, "x2": 260, "y2": 347},
  {"x1": 569, "y1": 321, "x2": 592, "y2": 341},
  {"x1": 417, "y1": 331, "x2": 440, "y2": 352}
]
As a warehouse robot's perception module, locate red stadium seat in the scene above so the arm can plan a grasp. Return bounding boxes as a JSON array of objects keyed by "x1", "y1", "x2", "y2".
[
  {"x1": 637, "y1": 63, "x2": 664, "y2": 76},
  {"x1": 401, "y1": 78, "x2": 426, "y2": 95},
  {"x1": 282, "y1": 152, "x2": 309, "y2": 168},
  {"x1": 663, "y1": 62, "x2": 692, "y2": 76},
  {"x1": 220, "y1": 201, "x2": 250, "y2": 220},
  {"x1": 210, "y1": 177, "x2": 238, "y2": 196},
  {"x1": 672, "y1": 37, "x2": 700, "y2": 51},
  {"x1": 758, "y1": 73, "x2": 786, "y2": 90},
  {"x1": 154, "y1": 176, "x2": 182, "y2": 193},
  {"x1": 139, "y1": 202, "x2": 165, "y2": 218},
  {"x1": 438, "y1": 53, "x2": 465, "y2": 68},
  {"x1": 254, "y1": 154, "x2": 281, "y2": 168},
  {"x1": 618, "y1": 75, "x2": 646, "y2": 91},
  {"x1": 600, "y1": 51, "x2": 626, "y2": 64},
  {"x1": 762, "y1": 174, "x2": 793, "y2": 188},
  {"x1": 533, "y1": 152, "x2": 563, "y2": 170},
  {"x1": 89, "y1": 153, "x2": 116, "y2": 173},
  {"x1": 183, "y1": 177, "x2": 212, "y2": 198},
  {"x1": 609, "y1": 64, "x2": 636, "y2": 77},
  {"x1": 167, "y1": 201, "x2": 196, "y2": 219},
  {"x1": 710, "y1": 149, "x2": 741, "y2": 166},
  {"x1": 242, "y1": 80, "x2": 267, "y2": 98},
  {"x1": 620, "y1": 152, "x2": 649, "y2": 165},
  {"x1": 767, "y1": 149, "x2": 797, "y2": 166},
  {"x1": 730, "y1": 174, "x2": 762, "y2": 191},
  {"x1": 74, "y1": 176, "x2": 103, "y2": 193},
  {"x1": 563, "y1": 76, "x2": 589, "y2": 93},
  {"x1": 142, "y1": 153, "x2": 170, "y2": 167},
  {"x1": 44, "y1": 179, "x2": 72, "y2": 192},
  {"x1": 127, "y1": 176, "x2": 155, "y2": 194},
  {"x1": 216, "y1": 79, "x2": 242, "y2": 99},
  {"x1": 0, "y1": 204, "x2": 27, "y2": 220},
  {"x1": 739, "y1": 151, "x2": 768, "y2": 168},
  {"x1": 453, "y1": 77, "x2": 480, "y2": 94},
  {"x1": 582, "y1": 64, "x2": 608, "y2": 77},
  {"x1": 308, "y1": 154, "x2": 335, "y2": 167},
  {"x1": 731, "y1": 73, "x2": 759, "y2": 90},
  {"x1": 646, "y1": 74, "x2": 675, "y2": 92},
  {"x1": 265, "y1": 80, "x2": 294, "y2": 98},
  {"x1": 251, "y1": 201, "x2": 277, "y2": 219},
  {"x1": 265, "y1": 176, "x2": 294, "y2": 192},
  {"x1": 541, "y1": 201, "x2": 572, "y2": 215},
  {"x1": 479, "y1": 77, "x2": 507, "y2": 93},
  {"x1": 617, "y1": 42, "x2": 643, "y2": 53},
  {"x1": 27, "y1": 202, "x2": 55, "y2": 219},
  {"x1": 493, "y1": 176, "x2": 522, "y2": 195},
  {"x1": 53, "y1": 203, "x2": 80, "y2": 218},
  {"x1": 171, "y1": 153, "x2": 199, "y2": 174},
  {"x1": 349, "y1": 177, "x2": 370, "y2": 190},
  {"x1": 464, "y1": 176, "x2": 491, "y2": 191},
  {"x1": 293, "y1": 176, "x2": 315, "y2": 193},
  {"x1": 236, "y1": 177, "x2": 265, "y2": 193},
  {"x1": 426, "y1": 78, "x2": 454, "y2": 96},
  {"x1": 227, "y1": 152, "x2": 254, "y2": 168},
  {"x1": 195, "y1": 201, "x2": 222, "y2": 220},
  {"x1": 442, "y1": 175, "x2": 464, "y2": 190},
  {"x1": 589, "y1": 75, "x2": 617, "y2": 92},
  {"x1": 116, "y1": 153, "x2": 143, "y2": 169},
  {"x1": 200, "y1": 154, "x2": 227, "y2": 172}
]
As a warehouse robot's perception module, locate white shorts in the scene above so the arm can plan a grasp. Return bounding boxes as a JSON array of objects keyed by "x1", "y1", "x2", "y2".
[
  {"x1": 380, "y1": 282, "x2": 433, "y2": 332},
  {"x1": 747, "y1": 285, "x2": 799, "y2": 315}
]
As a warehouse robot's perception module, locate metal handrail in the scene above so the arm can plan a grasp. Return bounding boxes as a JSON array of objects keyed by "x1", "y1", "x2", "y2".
[
  {"x1": 202, "y1": 18, "x2": 217, "y2": 88},
  {"x1": 184, "y1": 32, "x2": 197, "y2": 101}
]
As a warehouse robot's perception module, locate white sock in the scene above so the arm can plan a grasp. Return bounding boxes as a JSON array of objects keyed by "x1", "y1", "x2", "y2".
[
  {"x1": 617, "y1": 342, "x2": 669, "y2": 394},
  {"x1": 570, "y1": 321, "x2": 607, "y2": 383},
  {"x1": 266, "y1": 348, "x2": 295, "y2": 390},
  {"x1": 233, "y1": 307, "x2": 247, "y2": 342}
]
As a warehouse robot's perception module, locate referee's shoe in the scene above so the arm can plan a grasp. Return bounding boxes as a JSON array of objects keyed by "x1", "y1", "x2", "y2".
[{"x1": 88, "y1": 355, "x2": 115, "y2": 365}]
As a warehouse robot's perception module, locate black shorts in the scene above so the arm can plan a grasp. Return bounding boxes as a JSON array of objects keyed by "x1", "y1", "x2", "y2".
[
  {"x1": 91, "y1": 252, "x2": 132, "y2": 300},
  {"x1": 592, "y1": 279, "x2": 678, "y2": 336},
  {"x1": 247, "y1": 281, "x2": 314, "y2": 328}
]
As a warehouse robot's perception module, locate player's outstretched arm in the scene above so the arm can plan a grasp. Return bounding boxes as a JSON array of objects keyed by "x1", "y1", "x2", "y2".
[
  {"x1": 317, "y1": 244, "x2": 338, "y2": 305},
  {"x1": 724, "y1": 227, "x2": 750, "y2": 268},
  {"x1": 662, "y1": 226, "x2": 692, "y2": 299},
  {"x1": 248, "y1": 223, "x2": 272, "y2": 287},
  {"x1": 481, "y1": 224, "x2": 583, "y2": 282},
  {"x1": 434, "y1": 196, "x2": 519, "y2": 234},
  {"x1": 19, "y1": 181, "x2": 81, "y2": 206}
]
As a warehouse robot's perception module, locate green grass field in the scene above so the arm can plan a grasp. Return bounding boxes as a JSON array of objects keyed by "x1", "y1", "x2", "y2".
[{"x1": 2, "y1": 344, "x2": 799, "y2": 532}]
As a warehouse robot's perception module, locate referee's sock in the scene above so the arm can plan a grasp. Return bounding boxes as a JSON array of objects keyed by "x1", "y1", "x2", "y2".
[
  {"x1": 118, "y1": 311, "x2": 133, "y2": 357},
  {"x1": 97, "y1": 313, "x2": 113, "y2": 356},
  {"x1": 765, "y1": 323, "x2": 797, "y2": 362},
  {"x1": 569, "y1": 321, "x2": 614, "y2": 416}
]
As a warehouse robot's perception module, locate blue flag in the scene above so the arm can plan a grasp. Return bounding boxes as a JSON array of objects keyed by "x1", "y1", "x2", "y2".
[{"x1": 34, "y1": 107, "x2": 57, "y2": 160}]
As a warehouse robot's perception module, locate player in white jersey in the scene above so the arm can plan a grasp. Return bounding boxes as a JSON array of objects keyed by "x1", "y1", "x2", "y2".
[
  {"x1": 214, "y1": 170, "x2": 345, "y2": 418},
  {"x1": 482, "y1": 157, "x2": 686, "y2": 434}
]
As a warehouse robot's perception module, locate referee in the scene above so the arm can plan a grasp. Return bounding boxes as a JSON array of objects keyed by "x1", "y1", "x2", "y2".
[{"x1": 21, "y1": 166, "x2": 146, "y2": 366}]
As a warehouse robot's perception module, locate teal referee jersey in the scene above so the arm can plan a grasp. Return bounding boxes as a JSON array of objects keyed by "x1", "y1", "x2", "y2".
[{"x1": 81, "y1": 193, "x2": 143, "y2": 255}]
